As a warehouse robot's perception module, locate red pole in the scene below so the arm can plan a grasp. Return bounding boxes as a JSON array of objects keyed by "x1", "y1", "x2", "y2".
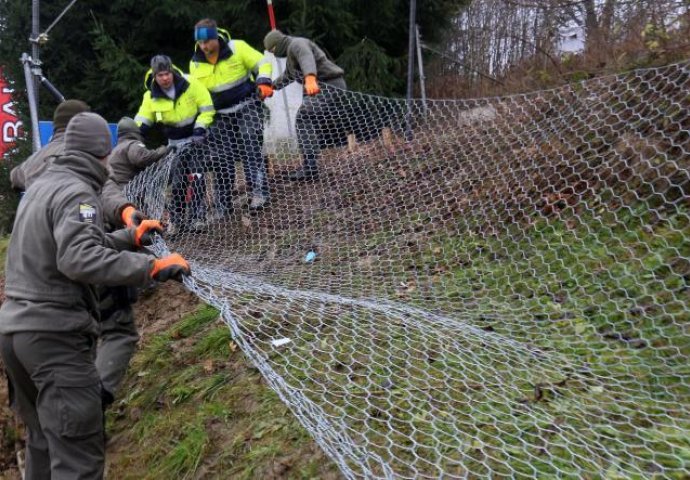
[{"x1": 266, "y1": 0, "x2": 277, "y2": 29}]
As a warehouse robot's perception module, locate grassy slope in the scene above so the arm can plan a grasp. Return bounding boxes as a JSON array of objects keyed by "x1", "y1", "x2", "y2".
[
  {"x1": 409, "y1": 209, "x2": 690, "y2": 478},
  {"x1": 92, "y1": 51, "x2": 690, "y2": 478},
  {"x1": 104, "y1": 200, "x2": 690, "y2": 479},
  {"x1": 106, "y1": 303, "x2": 343, "y2": 480},
  {"x1": 0, "y1": 236, "x2": 9, "y2": 267}
]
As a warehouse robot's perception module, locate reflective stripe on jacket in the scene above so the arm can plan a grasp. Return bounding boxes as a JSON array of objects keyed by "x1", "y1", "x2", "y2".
[
  {"x1": 189, "y1": 30, "x2": 272, "y2": 112},
  {"x1": 135, "y1": 66, "x2": 214, "y2": 140}
]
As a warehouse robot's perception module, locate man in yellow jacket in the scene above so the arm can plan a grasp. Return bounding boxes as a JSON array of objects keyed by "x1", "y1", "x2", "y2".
[
  {"x1": 135, "y1": 55, "x2": 215, "y2": 233},
  {"x1": 189, "y1": 18, "x2": 273, "y2": 213}
]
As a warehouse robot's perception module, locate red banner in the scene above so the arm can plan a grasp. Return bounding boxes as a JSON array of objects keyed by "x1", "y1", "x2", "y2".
[{"x1": 0, "y1": 67, "x2": 23, "y2": 160}]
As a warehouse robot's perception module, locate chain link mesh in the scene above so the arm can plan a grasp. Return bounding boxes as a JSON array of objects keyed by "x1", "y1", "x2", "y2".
[{"x1": 126, "y1": 61, "x2": 690, "y2": 479}]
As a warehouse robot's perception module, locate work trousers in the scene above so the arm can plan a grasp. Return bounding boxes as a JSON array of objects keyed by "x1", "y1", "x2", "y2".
[
  {"x1": 295, "y1": 77, "x2": 348, "y2": 170},
  {"x1": 95, "y1": 286, "x2": 139, "y2": 400},
  {"x1": 1, "y1": 331, "x2": 104, "y2": 480},
  {"x1": 169, "y1": 141, "x2": 208, "y2": 225},
  {"x1": 207, "y1": 100, "x2": 268, "y2": 212}
]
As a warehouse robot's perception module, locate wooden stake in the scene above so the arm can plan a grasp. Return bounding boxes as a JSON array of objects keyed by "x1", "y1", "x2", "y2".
[
  {"x1": 382, "y1": 127, "x2": 394, "y2": 149},
  {"x1": 347, "y1": 134, "x2": 358, "y2": 152}
]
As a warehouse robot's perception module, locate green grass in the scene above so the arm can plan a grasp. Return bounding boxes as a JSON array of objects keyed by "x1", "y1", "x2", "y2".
[
  {"x1": 107, "y1": 200, "x2": 690, "y2": 479},
  {"x1": 352, "y1": 204, "x2": 690, "y2": 478},
  {"x1": 236, "y1": 202, "x2": 690, "y2": 478},
  {"x1": 0, "y1": 235, "x2": 9, "y2": 265},
  {"x1": 106, "y1": 304, "x2": 341, "y2": 479}
]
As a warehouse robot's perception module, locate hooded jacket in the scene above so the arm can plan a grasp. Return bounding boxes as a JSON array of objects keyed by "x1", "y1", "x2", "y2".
[
  {"x1": 10, "y1": 131, "x2": 66, "y2": 191},
  {"x1": 268, "y1": 33, "x2": 344, "y2": 90},
  {"x1": 189, "y1": 29, "x2": 272, "y2": 113},
  {"x1": 8, "y1": 129, "x2": 133, "y2": 229},
  {"x1": 108, "y1": 130, "x2": 169, "y2": 187},
  {"x1": 0, "y1": 150, "x2": 155, "y2": 335},
  {"x1": 135, "y1": 66, "x2": 215, "y2": 141}
]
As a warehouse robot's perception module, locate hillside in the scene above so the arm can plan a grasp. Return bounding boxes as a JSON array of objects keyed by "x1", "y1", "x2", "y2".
[
  {"x1": 0, "y1": 249, "x2": 342, "y2": 479},
  {"x1": 1, "y1": 52, "x2": 690, "y2": 479},
  {"x1": 104, "y1": 283, "x2": 342, "y2": 479}
]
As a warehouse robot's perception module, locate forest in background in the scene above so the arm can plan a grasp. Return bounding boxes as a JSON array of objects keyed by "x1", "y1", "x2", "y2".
[{"x1": 0, "y1": 0, "x2": 689, "y2": 234}]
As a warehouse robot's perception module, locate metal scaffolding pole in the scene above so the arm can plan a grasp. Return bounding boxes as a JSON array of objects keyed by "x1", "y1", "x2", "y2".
[
  {"x1": 31, "y1": 0, "x2": 40, "y2": 107},
  {"x1": 22, "y1": 0, "x2": 75, "y2": 150},
  {"x1": 22, "y1": 53, "x2": 42, "y2": 152}
]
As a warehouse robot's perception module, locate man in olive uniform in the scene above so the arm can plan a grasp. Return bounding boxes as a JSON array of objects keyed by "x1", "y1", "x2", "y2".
[
  {"x1": 0, "y1": 112, "x2": 191, "y2": 479},
  {"x1": 9, "y1": 100, "x2": 144, "y2": 230},
  {"x1": 108, "y1": 116, "x2": 169, "y2": 189},
  {"x1": 8, "y1": 100, "x2": 159, "y2": 412},
  {"x1": 10, "y1": 99, "x2": 91, "y2": 191},
  {"x1": 264, "y1": 29, "x2": 347, "y2": 181},
  {"x1": 96, "y1": 116, "x2": 170, "y2": 405}
]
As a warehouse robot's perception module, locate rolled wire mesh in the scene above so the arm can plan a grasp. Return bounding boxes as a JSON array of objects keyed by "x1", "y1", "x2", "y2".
[{"x1": 127, "y1": 61, "x2": 690, "y2": 479}]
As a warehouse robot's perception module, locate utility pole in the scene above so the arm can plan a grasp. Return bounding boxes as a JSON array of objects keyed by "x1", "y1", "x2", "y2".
[
  {"x1": 405, "y1": 0, "x2": 417, "y2": 140},
  {"x1": 415, "y1": 24, "x2": 427, "y2": 114}
]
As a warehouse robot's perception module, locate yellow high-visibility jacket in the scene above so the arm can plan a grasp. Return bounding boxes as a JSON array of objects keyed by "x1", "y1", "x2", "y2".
[
  {"x1": 189, "y1": 29, "x2": 272, "y2": 113},
  {"x1": 135, "y1": 66, "x2": 215, "y2": 141}
]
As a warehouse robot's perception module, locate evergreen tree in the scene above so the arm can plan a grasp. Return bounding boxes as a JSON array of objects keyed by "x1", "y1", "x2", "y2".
[
  {"x1": 1, "y1": 0, "x2": 468, "y2": 120},
  {"x1": 0, "y1": 0, "x2": 467, "y2": 232}
]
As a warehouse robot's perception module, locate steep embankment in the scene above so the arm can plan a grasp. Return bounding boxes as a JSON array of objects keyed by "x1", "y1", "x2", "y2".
[
  {"x1": 0, "y1": 236, "x2": 21, "y2": 480},
  {"x1": 104, "y1": 283, "x2": 342, "y2": 479},
  {"x1": 0, "y1": 235, "x2": 341, "y2": 479}
]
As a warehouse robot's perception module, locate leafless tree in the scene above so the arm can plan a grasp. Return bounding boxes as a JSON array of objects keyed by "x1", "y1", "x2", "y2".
[{"x1": 427, "y1": 0, "x2": 689, "y2": 96}]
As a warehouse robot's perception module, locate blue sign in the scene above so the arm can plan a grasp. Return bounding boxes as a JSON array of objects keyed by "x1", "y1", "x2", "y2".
[{"x1": 39, "y1": 120, "x2": 118, "y2": 147}]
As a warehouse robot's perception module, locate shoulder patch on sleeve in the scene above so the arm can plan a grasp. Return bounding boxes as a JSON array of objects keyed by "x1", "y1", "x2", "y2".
[{"x1": 79, "y1": 203, "x2": 97, "y2": 223}]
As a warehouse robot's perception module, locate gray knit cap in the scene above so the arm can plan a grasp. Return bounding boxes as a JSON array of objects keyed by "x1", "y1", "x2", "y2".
[
  {"x1": 65, "y1": 112, "x2": 112, "y2": 158},
  {"x1": 116, "y1": 116, "x2": 139, "y2": 138},
  {"x1": 150, "y1": 54, "x2": 172, "y2": 74},
  {"x1": 53, "y1": 99, "x2": 90, "y2": 132},
  {"x1": 264, "y1": 29, "x2": 287, "y2": 53}
]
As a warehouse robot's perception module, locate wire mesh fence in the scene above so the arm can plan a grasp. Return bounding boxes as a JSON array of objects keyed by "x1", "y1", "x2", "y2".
[{"x1": 126, "y1": 61, "x2": 690, "y2": 479}]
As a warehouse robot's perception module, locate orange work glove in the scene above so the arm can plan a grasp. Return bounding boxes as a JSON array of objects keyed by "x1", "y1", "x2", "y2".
[
  {"x1": 304, "y1": 74, "x2": 320, "y2": 96},
  {"x1": 134, "y1": 219, "x2": 164, "y2": 247},
  {"x1": 121, "y1": 205, "x2": 145, "y2": 228},
  {"x1": 150, "y1": 253, "x2": 191, "y2": 282},
  {"x1": 257, "y1": 84, "x2": 274, "y2": 100}
]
